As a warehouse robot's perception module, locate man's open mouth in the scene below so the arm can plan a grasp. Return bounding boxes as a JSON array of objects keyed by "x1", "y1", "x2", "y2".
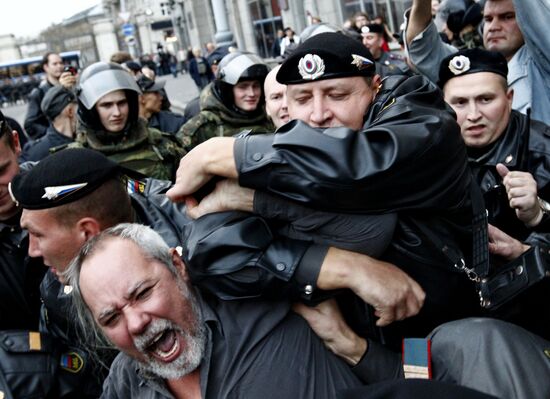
[{"x1": 146, "y1": 329, "x2": 181, "y2": 361}]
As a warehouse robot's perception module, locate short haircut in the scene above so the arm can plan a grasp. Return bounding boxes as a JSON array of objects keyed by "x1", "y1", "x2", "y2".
[
  {"x1": 0, "y1": 116, "x2": 15, "y2": 150},
  {"x1": 49, "y1": 178, "x2": 133, "y2": 229},
  {"x1": 42, "y1": 52, "x2": 58, "y2": 67}
]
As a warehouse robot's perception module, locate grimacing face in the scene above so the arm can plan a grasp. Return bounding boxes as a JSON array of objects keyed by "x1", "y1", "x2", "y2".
[
  {"x1": 95, "y1": 90, "x2": 130, "y2": 133},
  {"x1": 233, "y1": 80, "x2": 262, "y2": 112},
  {"x1": 287, "y1": 75, "x2": 380, "y2": 131},
  {"x1": 482, "y1": 0, "x2": 524, "y2": 60},
  {"x1": 443, "y1": 72, "x2": 513, "y2": 148},
  {"x1": 80, "y1": 238, "x2": 205, "y2": 380}
]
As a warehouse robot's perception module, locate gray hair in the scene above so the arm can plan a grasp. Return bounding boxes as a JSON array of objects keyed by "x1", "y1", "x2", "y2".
[{"x1": 63, "y1": 223, "x2": 179, "y2": 353}]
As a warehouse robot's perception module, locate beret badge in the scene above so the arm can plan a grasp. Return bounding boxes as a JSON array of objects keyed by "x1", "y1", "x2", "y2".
[
  {"x1": 351, "y1": 54, "x2": 374, "y2": 71},
  {"x1": 298, "y1": 54, "x2": 325, "y2": 80},
  {"x1": 448, "y1": 55, "x2": 471, "y2": 75},
  {"x1": 41, "y1": 183, "x2": 88, "y2": 201}
]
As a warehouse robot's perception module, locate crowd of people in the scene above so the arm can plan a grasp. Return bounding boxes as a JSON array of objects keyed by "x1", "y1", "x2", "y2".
[{"x1": 1, "y1": 0, "x2": 550, "y2": 397}]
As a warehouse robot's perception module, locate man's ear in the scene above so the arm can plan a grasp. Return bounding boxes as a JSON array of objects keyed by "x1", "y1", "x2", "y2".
[
  {"x1": 76, "y1": 217, "x2": 102, "y2": 242},
  {"x1": 12, "y1": 130, "x2": 21, "y2": 155},
  {"x1": 170, "y1": 247, "x2": 189, "y2": 282}
]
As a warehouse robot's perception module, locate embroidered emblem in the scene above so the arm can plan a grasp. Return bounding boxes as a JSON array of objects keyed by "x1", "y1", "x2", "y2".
[
  {"x1": 42, "y1": 183, "x2": 88, "y2": 200},
  {"x1": 298, "y1": 54, "x2": 325, "y2": 80},
  {"x1": 448, "y1": 55, "x2": 471, "y2": 75},
  {"x1": 125, "y1": 177, "x2": 147, "y2": 195},
  {"x1": 351, "y1": 54, "x2": 374, "y2": 71},
  {"x1": 60, "y1": 351, "x2": 85, "y2": 373}
]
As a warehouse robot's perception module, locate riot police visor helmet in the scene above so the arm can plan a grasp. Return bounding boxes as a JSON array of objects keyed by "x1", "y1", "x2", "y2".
[{"x1": 77, "y1": 62, "x2": 141, "y2": 130}]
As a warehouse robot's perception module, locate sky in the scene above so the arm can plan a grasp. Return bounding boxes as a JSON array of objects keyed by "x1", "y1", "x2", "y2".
[{"x1": 1, "y1": 0, "x2": 102, "y2": 38}]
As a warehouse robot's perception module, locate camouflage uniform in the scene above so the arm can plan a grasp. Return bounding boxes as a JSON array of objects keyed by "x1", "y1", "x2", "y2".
[
  {"x1": 74, "y1": 118, "x2": 185, "y2": 181},
  {"x1": 178, "y1": 82, "x2": 274, "y2": 151}
]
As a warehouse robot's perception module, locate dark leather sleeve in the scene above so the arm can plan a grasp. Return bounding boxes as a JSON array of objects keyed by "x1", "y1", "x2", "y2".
[
  {"x1": 23, "y1": 88, "x2": 48, "y2": 139},
  {"x1": 235, "y1": 75, "x2": 471, "y2": 214},
  {"x1": 181, "y1": 210, "x2": 319, "y2": 300}
]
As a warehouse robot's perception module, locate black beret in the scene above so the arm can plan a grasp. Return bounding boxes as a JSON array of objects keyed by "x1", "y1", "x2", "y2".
[
  {"x1": 438, "y1": 48, "x2": 508, "y2": 88},
  {"x1": 41, "y1": 86, "x2": 77, "y2": 121},
  {"x1": 277, "y1": 32, "x2": 376, "y2": 85},
  {"x1": 136, "y1": 76, "x2": 165, "y2": 93},
  {"x1": 361, "y1": 24, "x2": 384, "y2": 35},
  {"x1": 10, "y1": 148, "x2": 120, "y2": 210}
]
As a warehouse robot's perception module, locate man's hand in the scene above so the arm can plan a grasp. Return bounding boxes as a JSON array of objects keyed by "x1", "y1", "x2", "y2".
[
  {"x1": 58, "y1": 71, "x2": 76, "y2": 88},
  {"x1": 488, "y1": 224, "x2": 530, "y2": 261},
  {"x1": 316, "y1": 247, "x2": 425, "y2": 327},
  {"x1": 185, "y1": 179, "x2": 255, "y2": 219},
  {"x1": 497, "y1": 163, "x2": 542, "y2": 227},
  {"x1": 293, "y1": 299, "x2": 367, "y2": 365},
  {"x1": 166, "y1": 137, "x2": 238, "y2": 203}
]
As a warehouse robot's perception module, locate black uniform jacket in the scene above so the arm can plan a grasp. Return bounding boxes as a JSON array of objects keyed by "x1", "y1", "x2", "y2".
[
  {"x1": 229, "y1": 75, "x2": 481, "y2": 341},
  {"x1": 469, "y1": 110, "x2": 550, "y2": 241}
]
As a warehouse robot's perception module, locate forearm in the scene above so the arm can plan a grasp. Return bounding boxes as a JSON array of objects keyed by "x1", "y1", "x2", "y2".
[{"x1": 406, "y1": 0, "x2": 434, "y2": 45}]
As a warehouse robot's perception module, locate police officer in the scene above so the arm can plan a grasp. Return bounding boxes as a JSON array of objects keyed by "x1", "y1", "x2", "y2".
[
  {"x1": 0, "y1": 110, "x2": 44, "y2": 331},
  {"x1": 136, "y1": 75, "x2": 187, "y2": 135},
  {"x1": 74, "y1": 62, "x2": 185, "y2": 181},
  {"x1": 361, "y1": 24, "x2": 412, "y2": 77},
  {"x1": 167, "y1": 32, "x2": 482, "y2": 348},
  {"x1": 438, "y1": 48, "x2": 550, "y2": 337},
  {"x1": 438, "y1": 48, "x2": 550, "y2": 241},
  {"x1": 178, "y1": 51, "x2": 274, "y2": 151}
]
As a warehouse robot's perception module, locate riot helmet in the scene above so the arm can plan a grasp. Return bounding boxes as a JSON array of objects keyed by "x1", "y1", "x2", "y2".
[
  {"x1": 77, "y1": 62, "x2": 141, "y2": 131},
  {"x1": 300, "y1": 22, "x2": 340, "y2": 42},
  {"x1": 213, "y1": 52, "x2": 270, "y2": 114}
]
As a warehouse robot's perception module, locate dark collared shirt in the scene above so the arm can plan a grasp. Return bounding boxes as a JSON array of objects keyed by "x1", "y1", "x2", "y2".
[{"x1": 101, "y1": 294, "x2": 402, "y2": 398}]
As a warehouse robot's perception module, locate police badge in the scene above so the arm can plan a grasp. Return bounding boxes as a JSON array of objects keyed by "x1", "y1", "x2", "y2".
[
  {"x1": 298, "y1": 54, "x2": 325, "y2": 80},
  {"x1": 351, "y1": 54, "x2": 374, "y2": 71},
  {"x1": 448, "y1": 55, "x2": 471, "y2": 75}
]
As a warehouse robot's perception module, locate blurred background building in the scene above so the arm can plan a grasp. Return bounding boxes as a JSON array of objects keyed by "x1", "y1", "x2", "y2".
[{"x1": 1, "y1": 0, "x2": 412, "y2": 65}]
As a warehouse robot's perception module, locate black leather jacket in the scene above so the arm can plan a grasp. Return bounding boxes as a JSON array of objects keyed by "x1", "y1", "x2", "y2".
[
  {"x1": 231, "y1": 75, "x2": 481, "y2": 342},
  {"x1": 24, "y1": 80, "x2": 52, "y2": 139},
  {"x1": 469, "y1": 110, "x2": 550, "y2": 241}
]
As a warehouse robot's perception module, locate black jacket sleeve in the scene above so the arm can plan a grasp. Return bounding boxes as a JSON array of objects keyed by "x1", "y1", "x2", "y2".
[
  {"x1": 235, "y1": 75, "x2": 471, "y2": 214},
  {"x1": 24, "y1": 87, "x2": 49, "y2": 139},
  {"x1": 181, "y1": 210, "x2": 318, "y2": 300}
]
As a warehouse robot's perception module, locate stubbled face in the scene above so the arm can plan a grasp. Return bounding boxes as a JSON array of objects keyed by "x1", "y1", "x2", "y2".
[
  {"x1": 44, "y1": 54, "x2": 64, "y2": 80},
  {"x1": 483, "y1": 0, "x2": 524, "y2": 60},
  {"x1": 233, "y1": 80, "x2": 262, "y2": 112},
  {"x1": 444, "y1": 72, "x2": 513, "y2": 148},
  {"x1": 141, "y1": 91, "x2": 163, "y2": 115},
  {"x1": 264, "y1": 68, "x2": 289, "y2": 128},
  {"x1": 362, "y1": 33, "x2": 384, "y2": 59},
  {"x1": 287, "y1": 76, "x2": 379, "y2": 131},
  {"x1": 96, "y1": 90, "x2": 129, "y2": 133},
  {"x1": 20, "y1": 208, "x2": 85, "y2": 280},
  {"x1": 80, "y1": 239, "x2": 205, "y2": 380},
  {"x1": 0, "y1": 135, "x2": 21, "y2": 221}
]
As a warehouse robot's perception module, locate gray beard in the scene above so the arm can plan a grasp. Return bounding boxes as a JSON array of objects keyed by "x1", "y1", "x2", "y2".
[{"x1": 133, "y1": 283, "x2": 207, "y2": 380}]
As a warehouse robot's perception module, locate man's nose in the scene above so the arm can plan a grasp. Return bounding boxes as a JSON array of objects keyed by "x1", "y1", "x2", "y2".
[
  {"x1": 126, "y1": 307, "x2": 151, "y2": 336},
  {"x1": 28, "y1": 235, "x2": 41, "y2": 258}
]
